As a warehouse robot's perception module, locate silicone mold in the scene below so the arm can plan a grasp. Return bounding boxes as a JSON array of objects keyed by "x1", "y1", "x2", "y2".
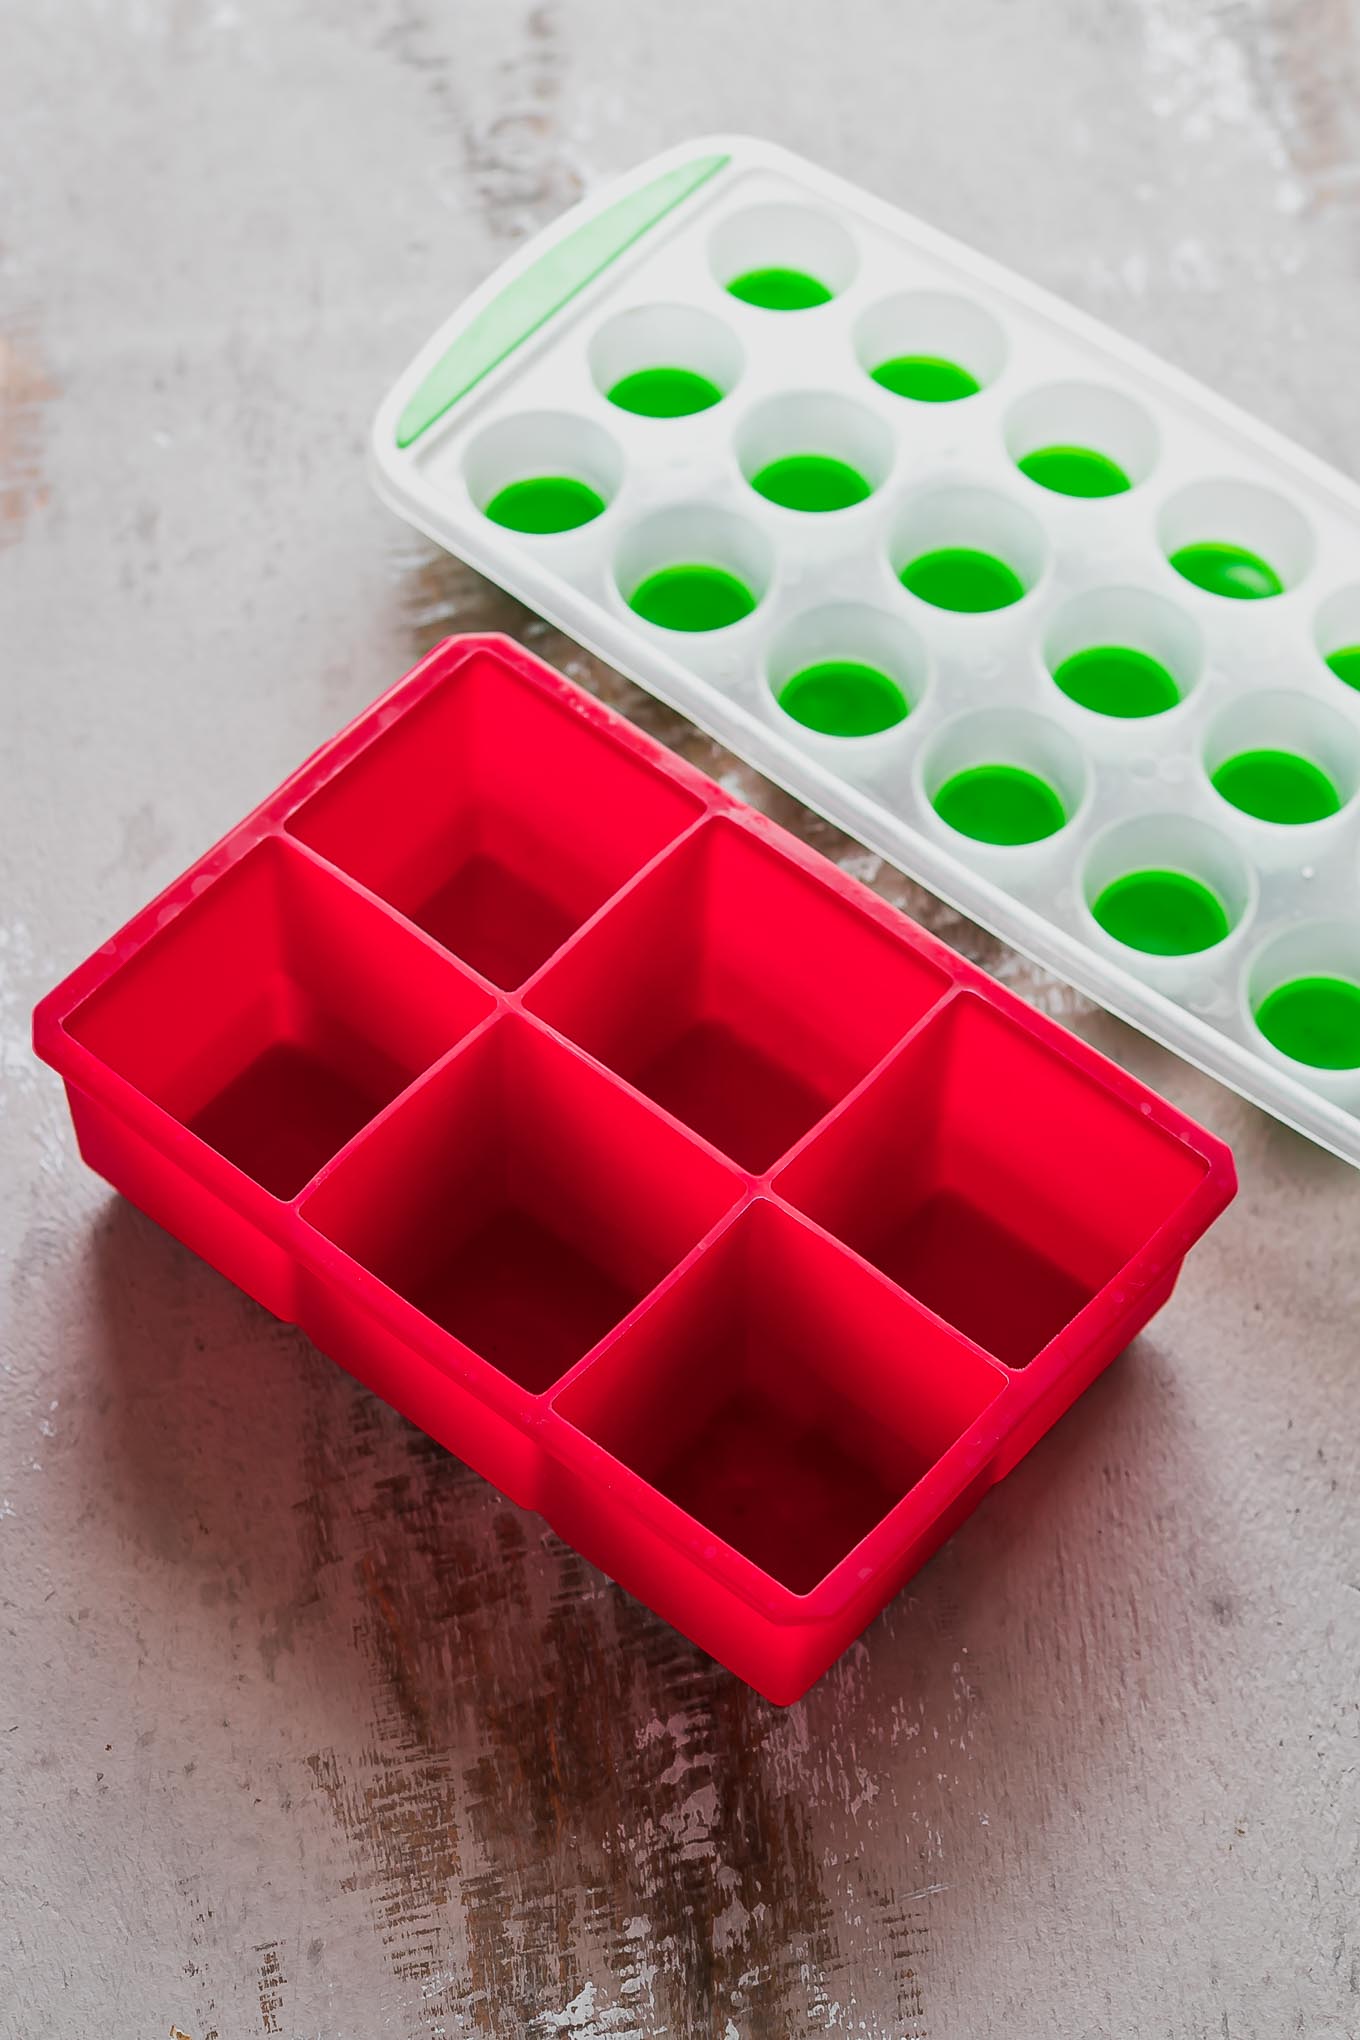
[
  {"x1": 371, "y1": 134, "x2": 1360, "y2": 1165},
  {"x1": 34, "y1": 637, "x2": 1234, "y2": 1702}
]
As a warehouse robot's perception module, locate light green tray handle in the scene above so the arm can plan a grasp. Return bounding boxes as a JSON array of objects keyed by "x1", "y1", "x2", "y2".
[{"x1": 395, "y1": 151, "x2": 730, "y2": 448}]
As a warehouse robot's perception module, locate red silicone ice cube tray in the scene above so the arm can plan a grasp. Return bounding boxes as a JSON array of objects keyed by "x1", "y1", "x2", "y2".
[{"x1": 33, "y1": 635, "x2": 1235, "y2": 1702}]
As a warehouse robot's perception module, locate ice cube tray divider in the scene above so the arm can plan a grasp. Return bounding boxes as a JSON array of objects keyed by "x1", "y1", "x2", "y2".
[
  {"x1": 34, "y1": 635, "x2": 1234, "y2": 1702},
  {"x1": 371, "y1": 133, "x2": 1360, "y2": 1165}
]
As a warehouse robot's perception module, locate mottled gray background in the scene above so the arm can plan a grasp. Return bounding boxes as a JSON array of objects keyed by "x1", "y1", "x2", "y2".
[{"x1": 3, "y1": 4, "x2": 1359, "y2": 2037}]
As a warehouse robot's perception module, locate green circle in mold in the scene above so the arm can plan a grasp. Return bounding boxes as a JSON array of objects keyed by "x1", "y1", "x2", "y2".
[
  {"x1": 1091, "y1": 870, "x2": 1229, "y2": 955},
  {"x1": 750, "y1": 454, "x2": 872, "y2": 513},
  {"x1": 1255, "y1": 975, "x2": 1360, "y2": 1070},
  {"x1": 628, "y1": 563, "x2": 757, "y2": 631},
  {"x1": 870, "y1": 354, "x2": 980, "y2": 403},
  {"x1": 607, "y1": 366, "x2": 724, "y2": 418},
  {"x1": 1210, "y1": 747, "x2": 1339, "y2": 825},
  {"x1": 777, "y1": 661, "x2": 909, "y2": 737},
  {"x1": 483, "y1": 475, "x2": 605, "y2": 534},
  {"x1": 1168, "y1": 540, "x2": 1283, "y2": 599},
  {"x1": 726, "y1": 266, "x2": 832, "y2": 310},
  {"x1": 1052, "y1": 645, "x2": 1180, "y2": 719},
  {"x1": 1325, "y1": 644, "x2": 1360, "y2": 692},
  {"x1": 901, "y1": 547, "x2": 1026, "y2": 613},
  {"x1": 1017, "y1": 444, "x2": 1132, "y2": 498},
  {"x1": 932, "y1": 764, "x2": 1066, "y2": 845}
]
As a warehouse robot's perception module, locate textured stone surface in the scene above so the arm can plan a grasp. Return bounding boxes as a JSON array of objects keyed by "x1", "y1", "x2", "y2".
[{"x1": 2, "y1": 4, "x2": 1358, "y2": 2036}]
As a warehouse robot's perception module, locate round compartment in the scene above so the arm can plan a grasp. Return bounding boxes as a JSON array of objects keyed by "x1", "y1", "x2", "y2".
[
  {"x1": 1042, "y1": 586, "x2": 1203, "y2": 733},
  {"x1": 917, "y1": 707, "x2": 1089, "y2": 865},
  {"x1": 1201, "y1": 688, "x2": 1359, "y2": 859},
  {"x1": 1244, "y1": 920, "x2": 1360, "y2": 1094},
  {"x1": 853, "y1": 290, "x2": 1007, "y2": 403},
  {"x1": 1313, "y1": 584, "x2": 1360, "y2": 695},
  {"x1": 709, "y1": 202, "x2": 858, "y2": 311},
  {"x1": 1081, "y1": 812, "x2": 1255, "y2": 991},
  {"x1": 1158, "y1": 478, "x2": 1314, "y2": 600},
  {"x1": 464, "y1": 410, "x2": 624, "y2": 534},
  {"x1": 736, "y1": 391, "x2": 893, "y2": 513},
  {"x1": 764, "y1": 603, "x2": 929, "y2": 761},
  {"x1": 1005, "y1": 380, "x2": 1158, "y2": 498},
  {"x1": 613, "y1": 505, "x2": 774, "y2": 633},
  {"x1": 588, "y1": 302, "x2": 744, "y2": 418},
  {"x1": 891, "y1": 486, "x2": 1048, "y2": 614}
]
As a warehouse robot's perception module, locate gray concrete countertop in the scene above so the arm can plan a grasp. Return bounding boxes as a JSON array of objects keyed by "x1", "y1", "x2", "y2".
[{"x1": 3, "y1": 5, "x2": 1358, "y2": 2036}]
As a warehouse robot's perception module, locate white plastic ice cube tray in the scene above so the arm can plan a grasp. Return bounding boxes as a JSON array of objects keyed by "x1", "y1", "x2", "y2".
[{"x1": 371, "y1": 135, "x2": 1360, "y2": 1166}]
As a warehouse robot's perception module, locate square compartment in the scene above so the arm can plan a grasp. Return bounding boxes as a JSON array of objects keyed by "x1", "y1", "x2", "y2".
[
  {"x1": 65, "y1": 837, "x2": 492, "y2": 1199},
  {"x1": 526, "y1": 817, "x2": 950, "y2": 1171},
  {"x1": 300, "y1": 1014, "x2": 743, "y2": 1394},
  {"x1": 554, "y1": 1200, "x2": 1005, "y2": 1595},
  {"x1": 775, "y1": 992, "x2": 1211, "y2": 1367},
  {"x1": 287, "y1": 648, "x2": 703, "y2": 989}
]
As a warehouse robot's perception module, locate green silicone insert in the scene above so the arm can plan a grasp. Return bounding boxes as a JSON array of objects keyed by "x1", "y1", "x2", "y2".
[
  {"x1": 932, "y1": 764, "x2": 1066, "y2": 845},
  {"x1": 1017, "y1": 444, "x2": 1131, "y2": 498},
  {"x1": 870, "y1": 355, "x2": 980, "y2": 402},
  {"x1": 726, "y1": 266, "x2": 832, "y2": 310},
  {"x1": 629, "y1": 564, "x2": 756, "y2": 631},
  {"x1": 483, "y1": 476, "x2": 605, "y2": 534},
  {"x1": 777, "y1": 661, "x2": 909, "y2": 737},
  {"x1": 749, "y1": 454, "x2": 871, "y2": 513},
  {"x1": 1169, "y1": 541, "x2": 1283, "y2": 600},
  {"x1": 1210, "y1": 748, "x2": 1340, "y2": 824},
  {"x1": 1092, "y1": 870, "x2": 1229, "y2": 955},
  {"x1": 1255, "y1": 976, "x2": 1360, "y2": 1070},
  {"x1": 607, "y1": 366, "x2": 724, "y2": 417},
  {"x1": 901, "y1": 548, "x2": 1025, "y2": 613},
  {"x1": 1053, "y1": 645, "x2": 1180, "y2": 719},
  {"x1": 1325, "y1": 644, "x2": 1360, "y2": 692},
  {"x1": 395, "y1": 151, "x2": 729, "y2": 446}
]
